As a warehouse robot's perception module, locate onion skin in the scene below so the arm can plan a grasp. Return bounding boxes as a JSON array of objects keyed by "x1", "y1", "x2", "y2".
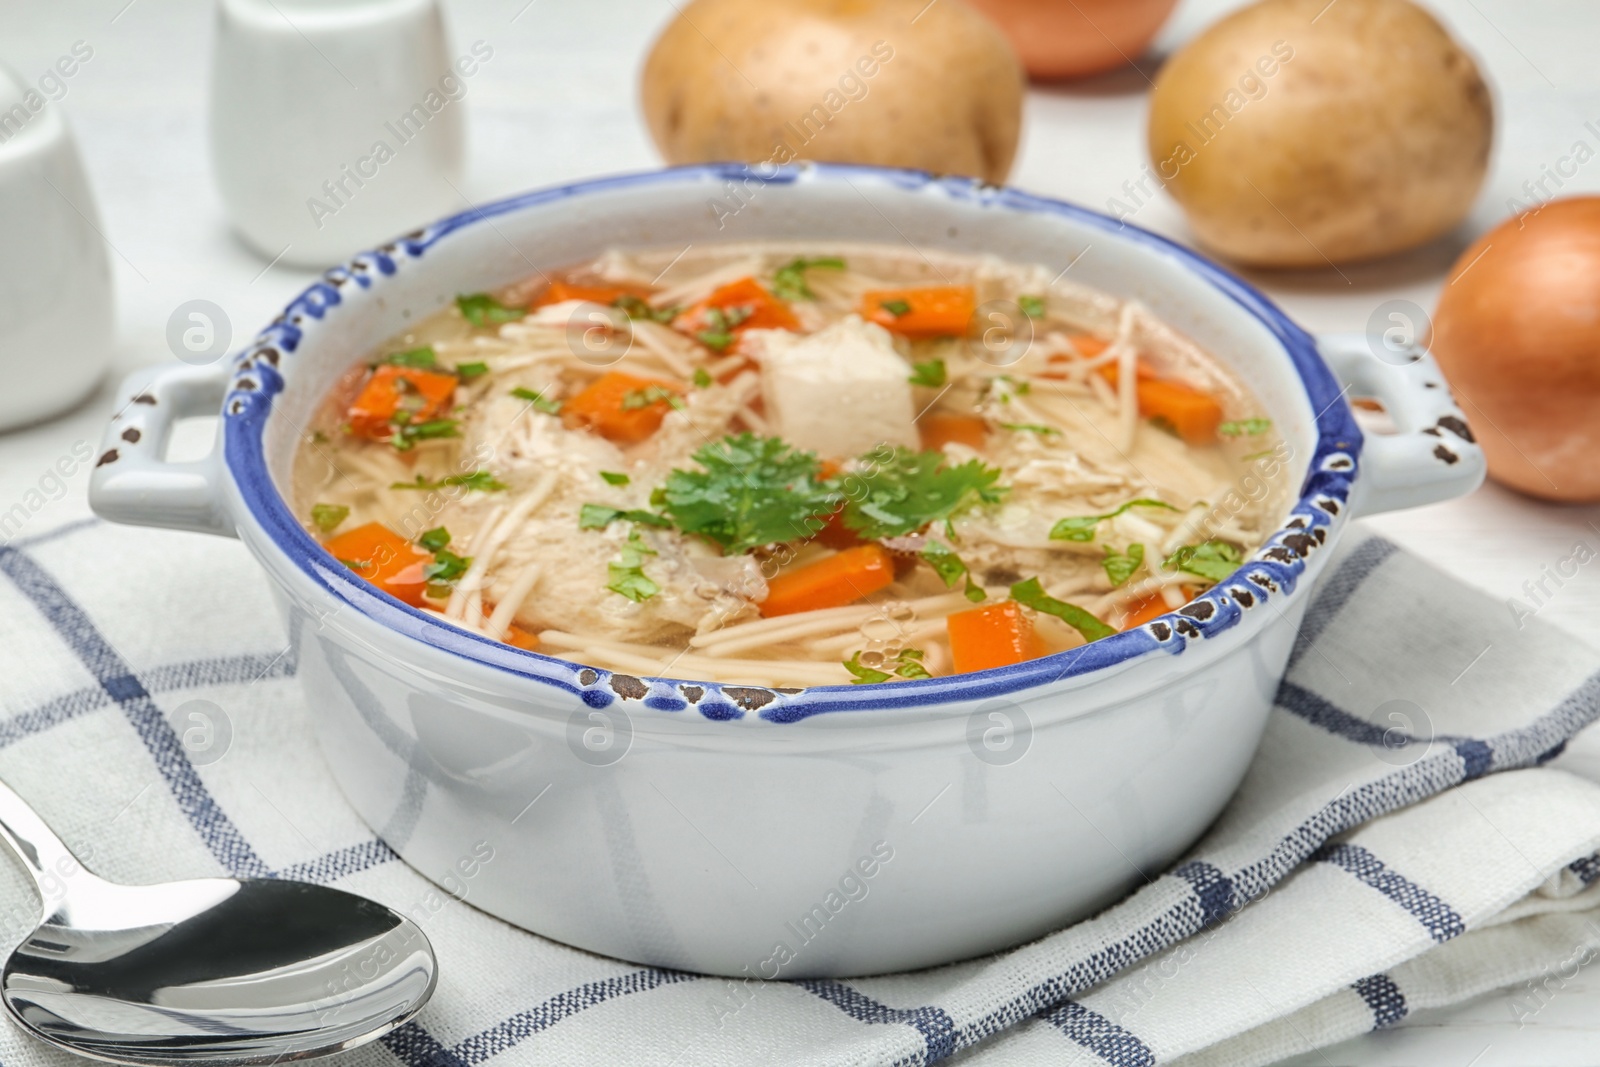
[
  {"x1": 963, "y1": 0, "x2": 1178, "y2": 80},
  {"x1": 1431, "y1": 197, "x2": 1600, "y2": 503}
]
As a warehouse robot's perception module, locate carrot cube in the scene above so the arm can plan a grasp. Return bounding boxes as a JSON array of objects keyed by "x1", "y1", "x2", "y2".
[
  {"x1": 563, "y1": 371, "x2": 684, "y2": 444},
  {"x1": 347, "y1": 365, "x2": 458, "y2": 439},
  {"x1": 947, "y1": 601, "x2": 1046, "y2": 673},
  {"x1": 860, "y1": 286, "x2": 976, "y2": 339},
  {"x1": 675, "y1": 276, "x2": 799, "y2": 339},
  {"x1": 919, "y1": 413, "x2": 989, "y2": 452},
  {"x1": 760, "y1": 544, "x2": 894, "y2": 618},
  {"x1": 322, "y1": 522, "x2": 434, "y2": 607}
]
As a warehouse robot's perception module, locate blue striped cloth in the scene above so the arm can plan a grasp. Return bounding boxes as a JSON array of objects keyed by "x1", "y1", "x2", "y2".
[{"x1": 0, "y1": 519, "x2": 1597, "y2": 1067}]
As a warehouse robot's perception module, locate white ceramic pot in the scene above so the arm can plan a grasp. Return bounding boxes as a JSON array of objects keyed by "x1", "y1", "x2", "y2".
[
  {"x1": 0, "y1": 59, "x2": 114, "y2": 432},
  {"x1": 207, "y1": 0, "x2": 468, "y2": 267},
  {"x1": 87, "y1": 165, "x2": 1484, "y2": 978}
]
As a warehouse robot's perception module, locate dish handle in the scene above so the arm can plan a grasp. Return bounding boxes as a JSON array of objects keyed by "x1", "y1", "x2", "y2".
[
  {"x1": 1315, "y1": 332, "x2": 1486, "y2": 518},
  {"x1": 88, "y1": 362, "x2": 237, "y2": 538}
]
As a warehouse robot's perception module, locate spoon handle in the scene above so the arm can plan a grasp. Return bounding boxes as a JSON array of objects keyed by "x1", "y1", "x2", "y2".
[{"x1": 0, "y1": 777, "x2": 88, "y2": 895}]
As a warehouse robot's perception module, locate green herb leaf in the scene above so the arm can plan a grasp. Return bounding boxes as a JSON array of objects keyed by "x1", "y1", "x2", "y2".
[
  {"x1": 692, "y1": 367, "x2": 714, "y2": 388},
  {"x1": 1163, "y1": 540, "x2": 1243, "y2": 583},
  {"x1": 771, "y1": 256, "x2": 846, "y2": 302},
  {"x1": 1017, "y1": 294, "x2": 1046, "y2": 319},
  {"x1": 998, "y1": 422, "x2": 1059, "y2": 435},
  {"x1": 457, "y1": 292, "x2": 526, "y2": 327},
  {"x1": 612, "y1": 294, "x2": 681, "y2": 325},
  {"x1": 579, "y1": 503, "x2": 670, "y2": 530},
  {"x1": 417, "y1": 526, "x2": 451, "y2": 553},
  {"x1": 696, "y1": 331, "x2": 734, "y2": 351},
  {"x1": 984, "y1": 375, "x2": 1032, "y2": 398},
  {"x1": 879, "y1": 299, "x2": 912, "y2": 317},
  {"x1": 1010, "y1": 577, "x2": 1116, "y2": 643},
  {"x1": 909, "y1": 359, "x2": 948, "y2": 388},
  {"x1": 388, "y1": 416, "x2": 461, "y2": 451},
  {"x1": 921, "y1": 539, "x2": 986, "y2": 602},
  {"x1": 1219, "y1": 417, "x2": 1273, "y2": 438},
  {"x1": 893, "y1": 648, "x2": 932, "y2": 679},
  {"x1": 839, "y1": 448, "x2": 1007, "y2": 540},
  {"x1": 1102, "y1": 543, "x2": 1145, "y2": 587},
  {"x1": 391, "y1": 470, "x2": 508, "y2": 492},
  {"x1": 606, "y1": 529, "x2": 660, "y2": 602},
  {"x1": 621, "y1": 385, "x2": 686, "y2": 411},
  {"x1": 656, "y1": 433, "x2": 835, "y2": 554},
  {"x1": 384, "y1": 346, "x2": 437, "y2": 369},
  {"x1": 310, "y1": 503, "x2": 349, "y2": 534},
  {"x1": 600, "y1": 471, "x2": 631, "y2": 487},
  {"x1": 1049, "y1": 498, "x2": 1178, "y2": 542},
  {"x1": 843, "y1": 651, "x2": 892, "y2": 685},
  {"x1": 510, "y1": 386, "x2": 562, "y2": 414},
  {"x1": 455, "y1": 361, "x2": 489, "y2": 380},
  {"x1": 424, "y1": 549, "x2": 471, "y2": 584}
]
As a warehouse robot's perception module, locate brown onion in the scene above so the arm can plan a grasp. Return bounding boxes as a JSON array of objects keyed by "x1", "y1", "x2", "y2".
[
  {"x1": 964, "y1": 0, "x2": 1178, "y2": 81},
  {"x1": 1430, "y1": 197, "x2": 1600, "y2": 502}
]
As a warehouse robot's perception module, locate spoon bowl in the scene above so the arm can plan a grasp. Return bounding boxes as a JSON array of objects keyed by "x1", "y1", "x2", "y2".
[{"x1": 0, "y1": 783, "x2": 436, "y2": 1065}]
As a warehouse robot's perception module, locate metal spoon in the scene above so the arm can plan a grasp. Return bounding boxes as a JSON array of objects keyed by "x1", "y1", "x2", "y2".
[{"x1": 0, "y1": 778, "x2": 437, "y2": 1064}]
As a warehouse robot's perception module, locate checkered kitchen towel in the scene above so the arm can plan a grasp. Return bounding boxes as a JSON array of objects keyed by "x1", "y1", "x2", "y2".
[{"x1": 0, "y1": 517, "x2": 1597, "y2": 1067}]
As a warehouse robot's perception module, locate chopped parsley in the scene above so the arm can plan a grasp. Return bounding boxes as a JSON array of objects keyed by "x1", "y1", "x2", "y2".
[
  {"x1": 1049, "y1": 499, "x2": 1178, "y2": 542},
  {"x1": 771, "y1": 257, "x2": 846, "y2": 302},
  {"x1": 694, "y1": 306, "x2": 753, "y2": 352},
  {"x1": 998, "y1": 422, "x2": 1058, "y2": 435},
  {"x1": 417, "y1": 526, "x2": 452, "y2": 552},
  {"x1": 387, "y1": 414, "x2": 460, "y2": 451},
  {"x1": 621, "y1": 385, "x2": 686, "y2": 411},
  {"x1": 984, "y1": 375, "x2": 1032, "y2": 399},
  {"x1": 921, "y1": 539, "x2": 986, "y2": 602},
  {"x1": 383, "y1": 346, "x2": 438, "y2": 369},
  {"x1": 457, "y1": 292, "x2": 526, "y2": 327},
  {"x1": 390, "y1": 470, "x2": 508, "y2": 492},
  {"x1": 612, "y1": 294, "x2": 681, "y2": 324},
  {"x1": 843, "y1": 648, "x2": 930, "y2": 684},
  {"x1": 1164, "y1": 540, "x2": 1243, "y2": 582},
  {"x1": 1010, "y1": 577, "x2": 1116, "y2": 643},
  {"x1": 578, "y1": 504, "x2": 671, "y2": 530},
  {"x1": 838, "y1": 447, "x2": 1006, "y2": 540},
  {"x1": 653, "y1": 433, "x2": 835, "y2": 554},
  {"x1": 607, "y1": 529, "x2": 660, "y2": 602},
  {"x1": 1219, "y1": 417, "x2": 1273, "y2": 438},
  {"x1": 692, "y1": 367, "x2": 714, "y2": 388},
  {"x1": 878, "y1": 299, "x2": 912, "y2": 317},
  {"x1": 454, "y1": 361, "x2": 489, "y2": 380},
  {"x1": 310, "y1": 503, "x2": 349, "y2": 534},
  {"x1": 909, "y1": 359, "x2": 948, "y2": 388},
  {"x1": 600, "y1": 471, "x2": 631, "y2": 487},
  {"x1": 510, "y1": 386, "x2": 562, "y2": 414},
  {"x1": 1017, "y1": 294, "x2": 1046, "y2": 319},
  {"x1": 1102, "y1": 543, "x2": 1144, "y2": 587}
]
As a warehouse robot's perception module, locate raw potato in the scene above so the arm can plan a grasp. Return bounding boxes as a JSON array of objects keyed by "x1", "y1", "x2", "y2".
[
  {"x1": 965, "y1": 0, "x2": 1178, "y2": 80},
  {"x1": 1147, "y1": 0, "x2": 1493, "y2": 267},
  {"x1": 641, "y1": 0, "x2": 1024, "y2": 184}
]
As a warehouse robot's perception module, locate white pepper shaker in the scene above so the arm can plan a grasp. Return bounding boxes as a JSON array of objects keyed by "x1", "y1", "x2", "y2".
[
  {"x1": 208, "y1": 0, "x2": 471, "y2": 268},
  {"x1": 0, "y1": 57, "x2": 115, "y2": 431}
]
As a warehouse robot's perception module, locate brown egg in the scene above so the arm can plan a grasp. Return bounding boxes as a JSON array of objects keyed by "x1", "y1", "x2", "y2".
[
  {"x1": 1430, "y1": 197, "x2": 1600, "y2": 502},
  {"x1": 964, "y1": 0, "x2": 1179, "y2": 80}
]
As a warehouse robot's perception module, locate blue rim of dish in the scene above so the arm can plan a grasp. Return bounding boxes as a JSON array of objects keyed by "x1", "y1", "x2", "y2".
[{"x1": 222, "y1": 162, "x2": 1362, "y2": 724}]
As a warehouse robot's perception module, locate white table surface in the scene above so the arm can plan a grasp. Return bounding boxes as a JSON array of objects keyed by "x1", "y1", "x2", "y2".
[{"x1": 1, "y1": 1, "x2": 1597, "y2": 1062}]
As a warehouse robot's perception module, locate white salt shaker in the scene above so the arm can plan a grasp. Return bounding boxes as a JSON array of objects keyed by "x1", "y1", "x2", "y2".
[
  {"x1": 208, "y1": 0, "x2": 470, "y2": 267},
  {"x1": 0, "y1": 58, "x2": 115, "y2": 432}
]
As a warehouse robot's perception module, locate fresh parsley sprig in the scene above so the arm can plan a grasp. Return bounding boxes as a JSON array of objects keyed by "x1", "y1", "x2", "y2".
[
  {"x1": 1163, "y1": 540, "x2": 1243, "y2": 582},
  {"x1": 838, "y1": 447, "x2": 1006, "y2": 540},
  {"x1": 653, "y1": 433, "x2": 835, "y2": 554},
  {"x1": 457, "y1": 293, "x2": 526, "y2": 327}
]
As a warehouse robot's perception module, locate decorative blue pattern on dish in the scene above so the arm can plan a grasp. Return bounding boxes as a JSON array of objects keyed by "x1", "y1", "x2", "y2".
[{"x1": 219, "y1": 163, "x2": 1364, "y2": 723}]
